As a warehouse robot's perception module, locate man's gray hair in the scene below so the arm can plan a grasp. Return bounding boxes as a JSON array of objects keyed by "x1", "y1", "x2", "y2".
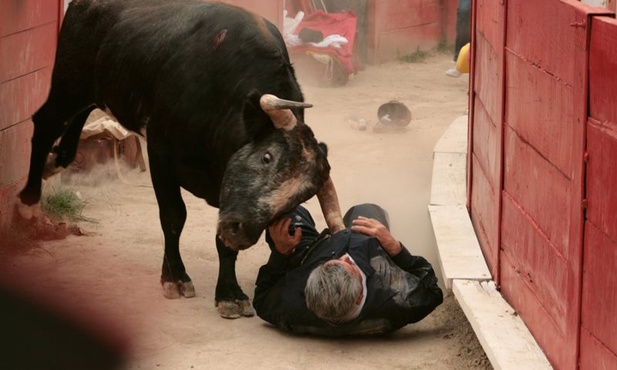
[{"x1": 304, "y1": 262, "x2": 362, "y2": 323}]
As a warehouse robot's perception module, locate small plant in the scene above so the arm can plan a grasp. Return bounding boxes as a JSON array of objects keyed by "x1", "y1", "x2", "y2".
[
  {"x1": 41, "y1": 187, "x2": 95, "y2": 223},
  {"x1": 399, "y1": 47, "x2": 431, "y2": 63}
]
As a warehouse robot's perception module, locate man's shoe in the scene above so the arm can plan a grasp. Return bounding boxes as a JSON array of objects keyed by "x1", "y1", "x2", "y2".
[{"x1": 445, "y1": 67, "x2": 462, "y2": 78}]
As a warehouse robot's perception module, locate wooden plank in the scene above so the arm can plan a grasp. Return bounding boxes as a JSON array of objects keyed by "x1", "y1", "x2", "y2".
[
  {"x1": 498, "y1": 250, "x2": 566, "y2": 369},
  {"x1": 502, "y1": 125, "x2": 573, "y2": 259},
  {"x1": 0, "y1": 121, "x2": 33, "y2": 188},
  {"x1": 0, "y1": 22, "x2": 57, "y2": 82},
  {"x1": 589, "y1": 17, "x2": 617, "y2": 129},
  {"x1": 0, "y1": 68, "x2": 51, "y2": 131},
  {"x1": 506, "y1": 0, "x2": 583, "y2": 86},
  {"x1": 469, "y1": 155, "x2": 499, "y2": 276},
  {"x1": 429, "y1": 205, "x2": 491, "y2": 289},
  {"x1": 0, "y1": 0, "x2": 59, "y2": 37},
  {"x1": 579, "y1": 328, "x2": 617, "y2": 370},
  {"x1": 586, "y1": 119, "x2": 617, "y2": 238},
  {"x1": 471, "y1": 98, "x2": 500, "y2": 186},
  {"x1": 500, "y1": 194, "x2": 569, "y2": 335},
  {"x1": 0, "y1": 179, "x2": 27, "y2": 230},
  {"x1": 452, "y1": 280, "x2": 553, "y2": 370},
  {"x1": 473, "y1": 30, "x2": 502, "y2": 122},
  {"x1": 581, "y1": 222, "x2": 617, "y2": 354},
  {"x1": 504, "y1": 51, "x2": 576, "y2": 178},
  {"x1": 475, "y1": 0, "x2": 503, "y2": 53}
]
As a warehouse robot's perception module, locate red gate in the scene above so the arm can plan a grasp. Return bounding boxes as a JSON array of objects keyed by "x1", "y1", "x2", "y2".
[
  {"x1": 0, "y1": 0, "x2": 61, "y2": 228},
  {"x1": 581, "y1": 15, "x2": 617, "y2": 369},
  {"x1": 468, "y1": 0, "x2": 617, "y2": 369}
]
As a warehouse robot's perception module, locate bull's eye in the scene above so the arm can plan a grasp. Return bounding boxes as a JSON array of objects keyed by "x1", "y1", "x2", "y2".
[{"x1": 262, "y1": 152, "x2": 272, "y2": 165}]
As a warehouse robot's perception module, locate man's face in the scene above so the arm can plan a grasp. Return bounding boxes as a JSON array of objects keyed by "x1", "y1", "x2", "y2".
[{"x1": 325, "y1": 255, "x2": 362, "y2": 283}]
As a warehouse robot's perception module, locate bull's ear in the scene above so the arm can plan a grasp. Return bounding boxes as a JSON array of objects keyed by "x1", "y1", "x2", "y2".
[
  {"x1": 242, "y1": 90, "x2": 271, "y2": 138},
  {"x1": 318, "y1": 142, "x2": 328, "y2": 157}
]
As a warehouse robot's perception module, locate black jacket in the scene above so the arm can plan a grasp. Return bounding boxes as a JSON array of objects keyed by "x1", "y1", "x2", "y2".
[{"x1": 253, "y1": 229, "x2": 443, "y2": 336}]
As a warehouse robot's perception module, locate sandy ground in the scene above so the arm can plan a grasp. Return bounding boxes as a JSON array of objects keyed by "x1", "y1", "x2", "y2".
[{"x1": 2, "y1": 53, "x2": 492, "y2": 369}]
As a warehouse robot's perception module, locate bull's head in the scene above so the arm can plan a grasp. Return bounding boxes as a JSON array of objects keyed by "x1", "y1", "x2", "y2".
[{"x1": 217, "y1": 93, "x2": 344, "y2": 250}]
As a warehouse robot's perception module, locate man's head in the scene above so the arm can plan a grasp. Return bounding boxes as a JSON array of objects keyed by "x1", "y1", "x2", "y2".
[{"x1": 304, "y1": 255, "x2": 363, "y2": 323}]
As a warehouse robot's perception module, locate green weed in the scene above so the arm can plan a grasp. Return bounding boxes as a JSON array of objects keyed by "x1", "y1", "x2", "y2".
[
  {"x1": 41, "y1": 187, "x2": 96, "y2": 223},
  {"x1": 399, "y1": 47, "x2": 432, "y2": 63}
]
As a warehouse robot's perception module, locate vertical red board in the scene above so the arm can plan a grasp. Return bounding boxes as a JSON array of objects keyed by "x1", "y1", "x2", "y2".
[
  {"x1": 468, "y1": 0, "x2": 504, "y2": 281},
  {"x1": 0, "y1": 22, "x2": 57, "y2": 82},
  {"x1": 504, "y1": 51, "x2": 576, "y2": 177},
  {"x1": 589, "y1": 17, "x2": 617, "y2": 126},
  {"x1": 469, "y1": 97, "x2": 501, "y2": 275},
  {"x1": 579, "y1": 328, "x2": 617, "y2": 370},
  {"x1": 0, "y1": 1, "x2": 60, "y2": 230},
  {"x1": 0, "y1": 68, "x2": 52, "y2": 131},
  {"x1": 581, "y1": 222, "x2": 617, "y2": 356},
  {"x1": 470, "y1": 154, "x2": 499, "y2": 276},
  {"x1": 581, "y1": 16, "x2": 617, "y2": 365},
  {"x1": 0, "y1": 0, "x2": 59, "y2": 36},
  {"x1": 0, "y1": 123, "x2": 33, "y2": 188}
]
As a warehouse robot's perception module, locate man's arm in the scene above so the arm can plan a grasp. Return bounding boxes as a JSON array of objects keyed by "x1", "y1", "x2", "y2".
[
  {"x1": 253, "y1": 217, "x2": 300, "y2": 323},
  {"x1": 351, "y1": 216, "x2": 443, "y2": 318}
]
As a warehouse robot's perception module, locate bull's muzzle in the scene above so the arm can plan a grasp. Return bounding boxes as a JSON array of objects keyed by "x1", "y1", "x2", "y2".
[{"x1": 217, "y1": 219, "x2": 261, "y2": 251}]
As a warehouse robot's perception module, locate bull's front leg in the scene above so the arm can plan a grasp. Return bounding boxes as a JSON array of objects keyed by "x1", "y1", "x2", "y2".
[{"x1": 215, "y1": 237, "x2": 255, "y2": 319}]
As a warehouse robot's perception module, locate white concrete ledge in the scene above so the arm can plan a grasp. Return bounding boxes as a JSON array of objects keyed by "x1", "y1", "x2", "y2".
[
  {"x1": 429, "y1": 204, "x2": 491, "y2": 289},
  {"x1": 429, "y1": 116, "x2": 552, "y2": 370},
  {"x1": 453, "y1": 280, "x2": 553, "y2": 370}
]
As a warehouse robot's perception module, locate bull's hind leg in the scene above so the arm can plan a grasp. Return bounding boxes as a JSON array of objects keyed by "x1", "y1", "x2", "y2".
[
  {"x1": 148, "y1": 150, "x2": 196, "y2": 299},
  {"x1": 215, "y1": 237, "x2": 255, "y2": 319},
  {"x1": 50, "y1": 106, "x2": 95, "y2": 170},
  {"x1": 18, "y1": 99, "x2": 93, "y2": 219}
]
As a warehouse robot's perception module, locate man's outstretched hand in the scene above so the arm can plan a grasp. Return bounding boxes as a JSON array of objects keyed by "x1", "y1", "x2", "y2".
[
  {"x1": 351, "y1": 216, "x2": 402, "y2": 256},
  {"x1": 268, "y1": 217, "x2": 302, "y2": 256}
]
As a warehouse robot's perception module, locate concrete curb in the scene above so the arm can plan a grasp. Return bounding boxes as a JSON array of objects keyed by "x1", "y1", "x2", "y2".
[{"x1": 429, "y1": 116, "x2": 553, "y2": 370}]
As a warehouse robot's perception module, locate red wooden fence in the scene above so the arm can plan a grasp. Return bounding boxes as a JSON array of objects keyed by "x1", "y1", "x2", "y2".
[
  {"x1": 468, "y1": 1, "x2": 617, "y2": 369},
  {"x1": 581, "y1": 15, "x2": 617, "y2": 370},
  {"x1": 0, "y1": 0, "x2": 60, "y2": 228}
]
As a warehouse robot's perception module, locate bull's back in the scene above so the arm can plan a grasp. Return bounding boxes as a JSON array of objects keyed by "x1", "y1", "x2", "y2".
[{"x1": 58, "y1": 0, "x2": 298, "y2": 135}]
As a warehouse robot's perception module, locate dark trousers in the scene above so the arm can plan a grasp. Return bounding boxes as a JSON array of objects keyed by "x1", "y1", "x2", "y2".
[{"x1": 454, "y1": 0, "x2": 471, "y2": 60}]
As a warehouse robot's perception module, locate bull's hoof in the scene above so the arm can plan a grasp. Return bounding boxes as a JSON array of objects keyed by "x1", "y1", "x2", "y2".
[
  {"x1": 216, "y1": 300, "x2": 255, "y2": 319},
  {"x1": 238, "y1": 300, "x2": 255, "y2": 317},
  {"x1": 15, "y1": 199, "x2": 43, "y2": 221},
  {"x1": 180, "y1": 281, "x2": 196, "y2": 298},
  {"x1": 162, "y1": 281, "x2": 196, "y2": 299}
]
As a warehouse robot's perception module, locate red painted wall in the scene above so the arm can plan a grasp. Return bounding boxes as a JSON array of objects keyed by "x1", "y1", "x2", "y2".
[
  {"x1": 0, "y1": 0, "x2": 60, "y2": 229},
  {"x1": 366, "y1": 0, "x2": 446, "y2": 63},
  {"x1": 468, "y1": 1, "x2": 617, "y2": 369}
]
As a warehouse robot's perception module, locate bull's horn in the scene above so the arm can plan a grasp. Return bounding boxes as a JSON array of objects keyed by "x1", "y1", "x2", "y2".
[
  {"x1": 260, "y1": 94, "x2": 313, "y2": 131},
  {"x1": 317, "y1": 176, "x2": 345, "y2": 233}
]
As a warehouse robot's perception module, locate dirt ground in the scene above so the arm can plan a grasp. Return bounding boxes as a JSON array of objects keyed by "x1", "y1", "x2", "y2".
[{"x1": 2, "y1": 52, "x2": 493, "y2": 369}]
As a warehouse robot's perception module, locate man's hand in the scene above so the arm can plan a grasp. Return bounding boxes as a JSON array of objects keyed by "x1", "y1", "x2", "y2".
[
  {"x1": 268, "y1": 217, "x2": 302, "y2": 256},
  {"x1": 351, "y1": 216, "x2": 402, "y2": 256}
]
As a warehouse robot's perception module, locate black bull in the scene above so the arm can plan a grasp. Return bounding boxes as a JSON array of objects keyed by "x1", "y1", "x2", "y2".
[{"x1": 17, "y1": 0, "x2": 345, "y2": 319}]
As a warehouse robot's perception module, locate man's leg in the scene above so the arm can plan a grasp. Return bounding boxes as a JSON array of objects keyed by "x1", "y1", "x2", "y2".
[{"x1": 343, "y1": 203, "x2": 390, "y2": 230}]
